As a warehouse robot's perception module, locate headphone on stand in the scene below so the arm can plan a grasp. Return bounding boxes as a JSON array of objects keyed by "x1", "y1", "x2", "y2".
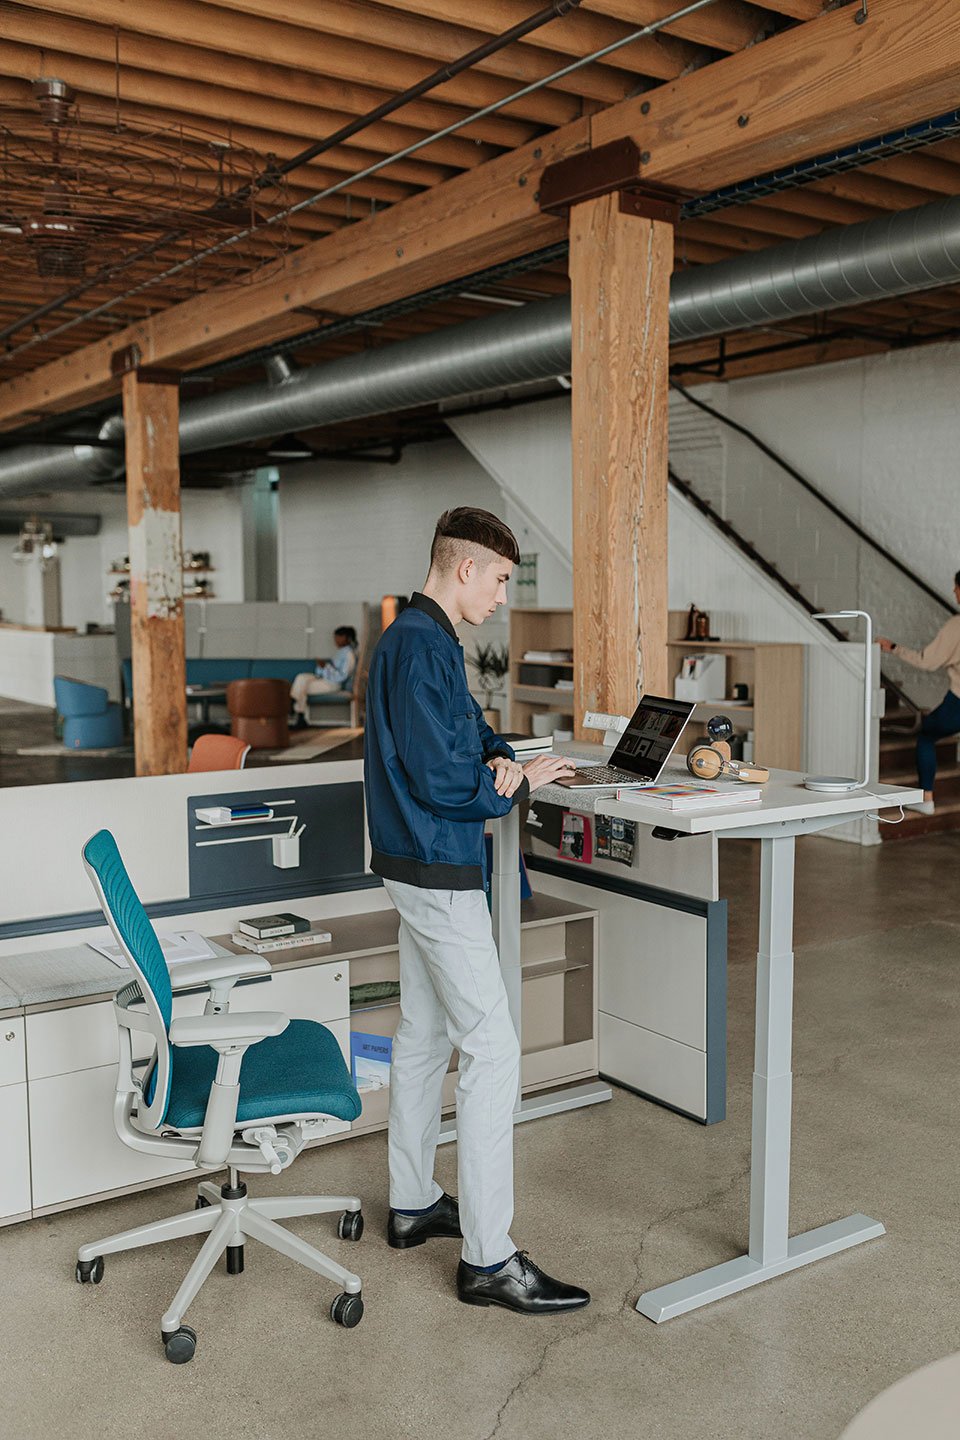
[{"x1": 685, "y1": 714, "x2": 770, "y2": 785}]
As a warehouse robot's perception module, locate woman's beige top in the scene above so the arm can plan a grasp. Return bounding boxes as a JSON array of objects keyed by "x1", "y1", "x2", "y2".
[{"x1": 894, "y1": 613, "x2": 960, "y2": 697}]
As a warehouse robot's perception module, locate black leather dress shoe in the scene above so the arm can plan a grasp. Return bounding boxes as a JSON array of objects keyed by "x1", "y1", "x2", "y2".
[
  {"x1": 388, "y1": 1193, "x2": 462, "y2": 1249},
  {"x1": 457, "y1": 1251, "x2": 590, "y2": 1314}
]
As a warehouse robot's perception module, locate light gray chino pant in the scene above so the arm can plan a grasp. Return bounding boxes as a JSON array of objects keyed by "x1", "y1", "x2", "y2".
[{"x1": 383, "y1": 878, "x2": 520, "y2": 1267}]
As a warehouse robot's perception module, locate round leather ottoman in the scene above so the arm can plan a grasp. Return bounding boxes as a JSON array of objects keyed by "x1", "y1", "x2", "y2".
[{"x1": 226, "y1": 677, "x2": 290, "y2": 750}]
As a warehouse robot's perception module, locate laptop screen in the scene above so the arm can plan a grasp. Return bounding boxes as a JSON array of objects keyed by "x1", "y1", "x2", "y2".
[{"x1": 609, "y1": 694, "x2": 696, "y2": 781}]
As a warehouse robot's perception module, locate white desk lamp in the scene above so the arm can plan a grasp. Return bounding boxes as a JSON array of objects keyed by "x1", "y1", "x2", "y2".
[{"x1": 804, "y1": 609, "x2": 873, "y2": 792}]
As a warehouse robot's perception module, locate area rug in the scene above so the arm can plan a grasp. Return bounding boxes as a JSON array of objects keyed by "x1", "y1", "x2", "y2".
[{"x1": 267, "y1": 726, "x2": 362, "y2": 761}]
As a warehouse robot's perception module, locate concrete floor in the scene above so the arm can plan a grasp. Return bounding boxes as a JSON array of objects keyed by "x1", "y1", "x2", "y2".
[{"x1": 5, "y1": 832, "x2": 959, "y2": 1440}]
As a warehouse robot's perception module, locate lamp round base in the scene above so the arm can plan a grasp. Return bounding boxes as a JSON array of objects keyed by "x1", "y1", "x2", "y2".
[{"x1": 803, "y1": 775, "x2": 863, "y2": 792}]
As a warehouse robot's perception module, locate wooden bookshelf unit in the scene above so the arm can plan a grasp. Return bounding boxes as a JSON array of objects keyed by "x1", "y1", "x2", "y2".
[
  {"x1": 668, "y1": 611, "x2": 804, "y2": 771},
  {"x1": 509, "y1": 607, "x2": 574, "y2": 736}
]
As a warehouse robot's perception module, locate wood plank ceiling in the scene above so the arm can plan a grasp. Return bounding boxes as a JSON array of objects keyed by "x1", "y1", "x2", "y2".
[{"x1": 2, "y1": 0, "x2": 960, "y2": 472}]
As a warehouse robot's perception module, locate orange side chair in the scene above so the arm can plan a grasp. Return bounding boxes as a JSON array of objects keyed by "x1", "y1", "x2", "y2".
[{"x1": 187, "y1": 733, "x2": 251, "y2": 773}]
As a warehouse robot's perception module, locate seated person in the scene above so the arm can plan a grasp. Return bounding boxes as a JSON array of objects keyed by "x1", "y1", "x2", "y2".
[{"x1": 291, "y1": 626, "x2": 358, "y2": 729}]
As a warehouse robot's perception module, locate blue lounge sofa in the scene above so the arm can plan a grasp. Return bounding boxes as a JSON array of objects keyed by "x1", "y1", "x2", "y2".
[{"x1": 121, "y1": 658, "x2": 357, "y2": 723}]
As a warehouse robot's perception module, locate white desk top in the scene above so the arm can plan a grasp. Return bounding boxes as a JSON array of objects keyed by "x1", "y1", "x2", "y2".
[{"x1": 596, "y1": 768, "x2": 922, "y2": 836}]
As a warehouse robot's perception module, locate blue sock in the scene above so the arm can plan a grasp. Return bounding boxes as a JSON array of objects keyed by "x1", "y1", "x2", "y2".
[
  {"x1": 393, "y1": 1197, "x2": 443, "y2": 1217},
  {"x1": 463, "y1": 1254, "x2": 512, "y2": 1275}
]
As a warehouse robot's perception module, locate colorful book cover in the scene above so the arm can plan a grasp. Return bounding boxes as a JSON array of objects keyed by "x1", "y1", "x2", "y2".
[{"x1": 350, "y1": 1032, "x2": 392, "y2": 1090}]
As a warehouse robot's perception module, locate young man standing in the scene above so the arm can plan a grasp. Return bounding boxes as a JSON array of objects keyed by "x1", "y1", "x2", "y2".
[{"x1": 364, "y1": 507, "x2": 589, "y2": 1314}]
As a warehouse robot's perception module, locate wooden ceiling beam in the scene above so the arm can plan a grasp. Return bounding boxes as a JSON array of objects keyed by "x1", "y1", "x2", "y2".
[
  {"x1": 864, "y1": 151, "x2": 960, "y2": 195},
  {"x1": 2, "y1": 0, "x2": 958, "y2": 427},
  {"x1": 347, "y1": 0, "x2": 706, "y2": 83},
  {"x1": 589, "y1": 0, "x2": 960, "y2": 190},
  {"x1": 579, "y1": 0, "x2": 767, "y2": 52},
  {"x1": 806, "y1": 170, "x2": 938, "y2": 211},
  {"x1": 8, "y1": 0, "x2": 581, "y2": 126},
  {"x1": 693, "y1": 202, "x2": 823, "y2": 241},
  {"x1": 202, "y1": 0, "x2": 681, "y2": 100},
  {"x1": 751, "y1": 187, "x2": 879, "y2": 226},
  {"x1": 0, "y1": 4, "x2": 537, "y2": 152},
  {"x1": 746, "y1": 0, "x2": 825, "y2": 19},
  {"x1": 0, "y1": 39, "x2": 490, "y2": 174}
]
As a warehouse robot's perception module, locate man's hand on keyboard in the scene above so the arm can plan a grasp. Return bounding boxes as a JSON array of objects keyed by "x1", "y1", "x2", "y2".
[{"x1": 522, "y1": 754, "x2": 578, "y2": 793}]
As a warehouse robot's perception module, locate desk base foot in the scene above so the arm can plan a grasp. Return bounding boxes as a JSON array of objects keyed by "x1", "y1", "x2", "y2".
[
  {"x1": 636, "y1": 1212, "x2": 885, "y2": 1322},
  {"x1": 437, "y1": 1080, "x2": 612, "y2": 1146}
]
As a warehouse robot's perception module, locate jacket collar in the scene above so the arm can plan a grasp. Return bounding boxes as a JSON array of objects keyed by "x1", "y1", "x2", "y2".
[{"x1": 408, "y1": 592, "x2": 459, "y2": 644}]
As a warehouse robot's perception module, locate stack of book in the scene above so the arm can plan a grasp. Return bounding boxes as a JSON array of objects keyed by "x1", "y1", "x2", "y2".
[
  {"x1": 522, "y1": 649, "x2": 573, "y2": 663},
  {"x1": 230, "y1": 912, "x2": 331, "y2": 954},
  {"x1": 499, "y1": 732, "x2": 555, "y2": 756},
  {"x1": 614, "y1": 781, "x2": 763, "y2": 811}
]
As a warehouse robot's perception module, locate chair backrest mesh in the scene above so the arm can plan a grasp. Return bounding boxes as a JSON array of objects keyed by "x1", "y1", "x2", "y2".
[{"x1": 82, "y1": 830, "x2": 173, "y2": 1031}]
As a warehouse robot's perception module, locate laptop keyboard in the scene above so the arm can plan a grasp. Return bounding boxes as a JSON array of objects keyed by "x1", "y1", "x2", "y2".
[{"x1": 572, "y1": 765, "x2": 642, "y2": 783}]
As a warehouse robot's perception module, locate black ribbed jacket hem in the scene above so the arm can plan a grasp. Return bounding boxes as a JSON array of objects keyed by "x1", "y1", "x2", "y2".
[{"x1": 371, "y1": 850, "x2": 484, "y2": 891}]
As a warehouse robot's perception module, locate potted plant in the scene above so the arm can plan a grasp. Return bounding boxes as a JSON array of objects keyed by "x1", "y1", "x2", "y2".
[{"x1": 468, "y1": 642, "x2": 510, "y2": 730}]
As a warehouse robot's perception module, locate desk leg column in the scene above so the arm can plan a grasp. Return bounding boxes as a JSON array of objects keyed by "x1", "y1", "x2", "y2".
[
  {"x1": 491, "y1": 808, "x2": 523, "y2": 1112},
  {"x1": 636, "y1": 825, "x2": 884, "y2": 1323},
  {"x1": 749, "y1": 835, "x2": 795, "y2": 1264}
]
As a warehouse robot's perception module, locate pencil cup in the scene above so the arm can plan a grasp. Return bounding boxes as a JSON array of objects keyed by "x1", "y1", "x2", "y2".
[{"x1": 272, "y1": 834, "x2": 301, "y2": 869}]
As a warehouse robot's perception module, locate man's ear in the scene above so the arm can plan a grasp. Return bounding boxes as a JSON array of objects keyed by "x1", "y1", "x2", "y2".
[{"x1": 457, "y1": 555, "x2": 474, "y2": 584}]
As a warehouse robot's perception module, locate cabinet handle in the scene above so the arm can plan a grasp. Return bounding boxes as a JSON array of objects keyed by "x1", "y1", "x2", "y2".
[
  {"x1": 334, "y1": 972, "x2": 343, "y2": 981},
  {"x1": 4, "y1": 1032, "x2": 15, "y2": 1042}
]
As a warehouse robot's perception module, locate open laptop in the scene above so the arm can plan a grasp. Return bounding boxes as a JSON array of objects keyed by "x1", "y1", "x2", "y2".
[{"x1": 554, "y1": 694, "x2": 696, "y2": 789}]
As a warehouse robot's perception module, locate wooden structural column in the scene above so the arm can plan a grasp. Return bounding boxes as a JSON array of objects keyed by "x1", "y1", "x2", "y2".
[
  {"x1": 120, "y1": 362, "x2": 187, "y2": 775},
  {"x1": 569, "y1": 190, "x2": 673, "y2": 734}
]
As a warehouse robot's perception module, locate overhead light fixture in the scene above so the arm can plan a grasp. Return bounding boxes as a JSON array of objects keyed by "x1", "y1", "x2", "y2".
[
  {"x1": 458, "y1": 291, "x2": 525, "y2": 307},
  {"x1": 266, "y1": 434, "x2": 315, "y2": 460}
]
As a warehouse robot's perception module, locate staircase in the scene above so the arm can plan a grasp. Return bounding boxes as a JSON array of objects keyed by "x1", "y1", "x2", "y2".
[
  {"x1": 878, "y1": 685, "x2": 960, "y2": 840},
  {"x1": 669, "y1": 383, "x2": 960, "y2": 841}
]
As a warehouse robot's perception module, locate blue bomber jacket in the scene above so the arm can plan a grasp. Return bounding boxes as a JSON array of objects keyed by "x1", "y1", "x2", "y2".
[{"x1": 364, "y1": 592, "x2": 529, "y2": 890}]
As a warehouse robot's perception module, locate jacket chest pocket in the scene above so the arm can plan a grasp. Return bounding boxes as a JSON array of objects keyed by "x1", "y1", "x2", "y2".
[{"x1": 453, "y1": 706, "x2": 481, "y2": 757}]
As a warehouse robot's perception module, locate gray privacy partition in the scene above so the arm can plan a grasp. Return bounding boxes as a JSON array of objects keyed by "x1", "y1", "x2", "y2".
[{"x1": 524, "y1": 794, "x2": 726, "y2": 1124}]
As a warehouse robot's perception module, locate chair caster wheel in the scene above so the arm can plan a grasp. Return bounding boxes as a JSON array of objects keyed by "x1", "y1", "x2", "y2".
[
  {"x1": 75, "y1": 1256, "x2": 104, "y2": 1284},
  {"x1": 337, "y1": 1209, "x2": 364, "y2": 1242},
  {"x1": 330, "y1": 1292, "x2": 363, "y2": 1328},
  {"x1": 163, "y1": 1325, "x2": 197, "y2": 1364},
  {"x1": 194, "y1": 1194, "x2": 210, "y2": 1209}
]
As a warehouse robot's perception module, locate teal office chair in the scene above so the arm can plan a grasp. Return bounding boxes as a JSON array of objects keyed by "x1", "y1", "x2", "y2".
[{"x1": 77, "y1": 829, "x2": 365, "y2": 1363}]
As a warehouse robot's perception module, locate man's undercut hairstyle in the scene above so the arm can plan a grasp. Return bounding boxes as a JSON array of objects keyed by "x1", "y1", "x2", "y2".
[{"x1": 430, "y1": 507, "x2": 520, "y2": 573}]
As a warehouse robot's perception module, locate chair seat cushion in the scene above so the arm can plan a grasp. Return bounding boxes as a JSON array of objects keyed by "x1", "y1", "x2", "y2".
[
  {"x1": 308, "y1": 690, "x2": 353, "y2": 705},
  {"x1": 164, "y1": 1018, "x2": 362, "y2": 1130}
]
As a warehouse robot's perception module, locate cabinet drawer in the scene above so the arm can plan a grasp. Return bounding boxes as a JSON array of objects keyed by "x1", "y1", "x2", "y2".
[
  {"x1": 29, "y1": 1066, "x2": 194, "y2": 1210},
  {"x1": 27, "y1": 1001, "x2": 119, "y2": 1080},
  {"x1": 0, "y1": 1016, "x2": 25, "y2": 1088},
  {"x1": 0, "y1": 1084, "x2": 30, "y2": 1218}
]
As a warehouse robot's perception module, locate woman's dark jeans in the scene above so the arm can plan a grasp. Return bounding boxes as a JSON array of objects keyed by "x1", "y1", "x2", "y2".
[{"x1": 917, "y1": 690, "x2": 960, "y2": 790}]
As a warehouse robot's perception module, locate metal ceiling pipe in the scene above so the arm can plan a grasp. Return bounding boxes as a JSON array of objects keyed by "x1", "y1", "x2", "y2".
[
  {"x1": 3, "y1": 195, "x2": 960, "y2": 498},
  {"x1": 0, "y1": 414, "x2": 123, "y2": 497}
]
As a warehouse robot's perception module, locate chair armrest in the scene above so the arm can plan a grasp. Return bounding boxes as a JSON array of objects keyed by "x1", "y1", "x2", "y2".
[
  {"x1": 169, "y1": 1011, "x2": 288, "y2": 1049},
  {"x1": 169, "y1": 954, "x2": 271, "y2": 991}
]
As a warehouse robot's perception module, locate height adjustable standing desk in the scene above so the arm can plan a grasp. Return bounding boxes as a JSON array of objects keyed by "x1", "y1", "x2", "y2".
[
  {"x1": 598, "y1": 769, "x2": 920, "y2": 1323},
  {"x1": 437, "y1": 806, "x2": 613, "y2": 1148}
]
